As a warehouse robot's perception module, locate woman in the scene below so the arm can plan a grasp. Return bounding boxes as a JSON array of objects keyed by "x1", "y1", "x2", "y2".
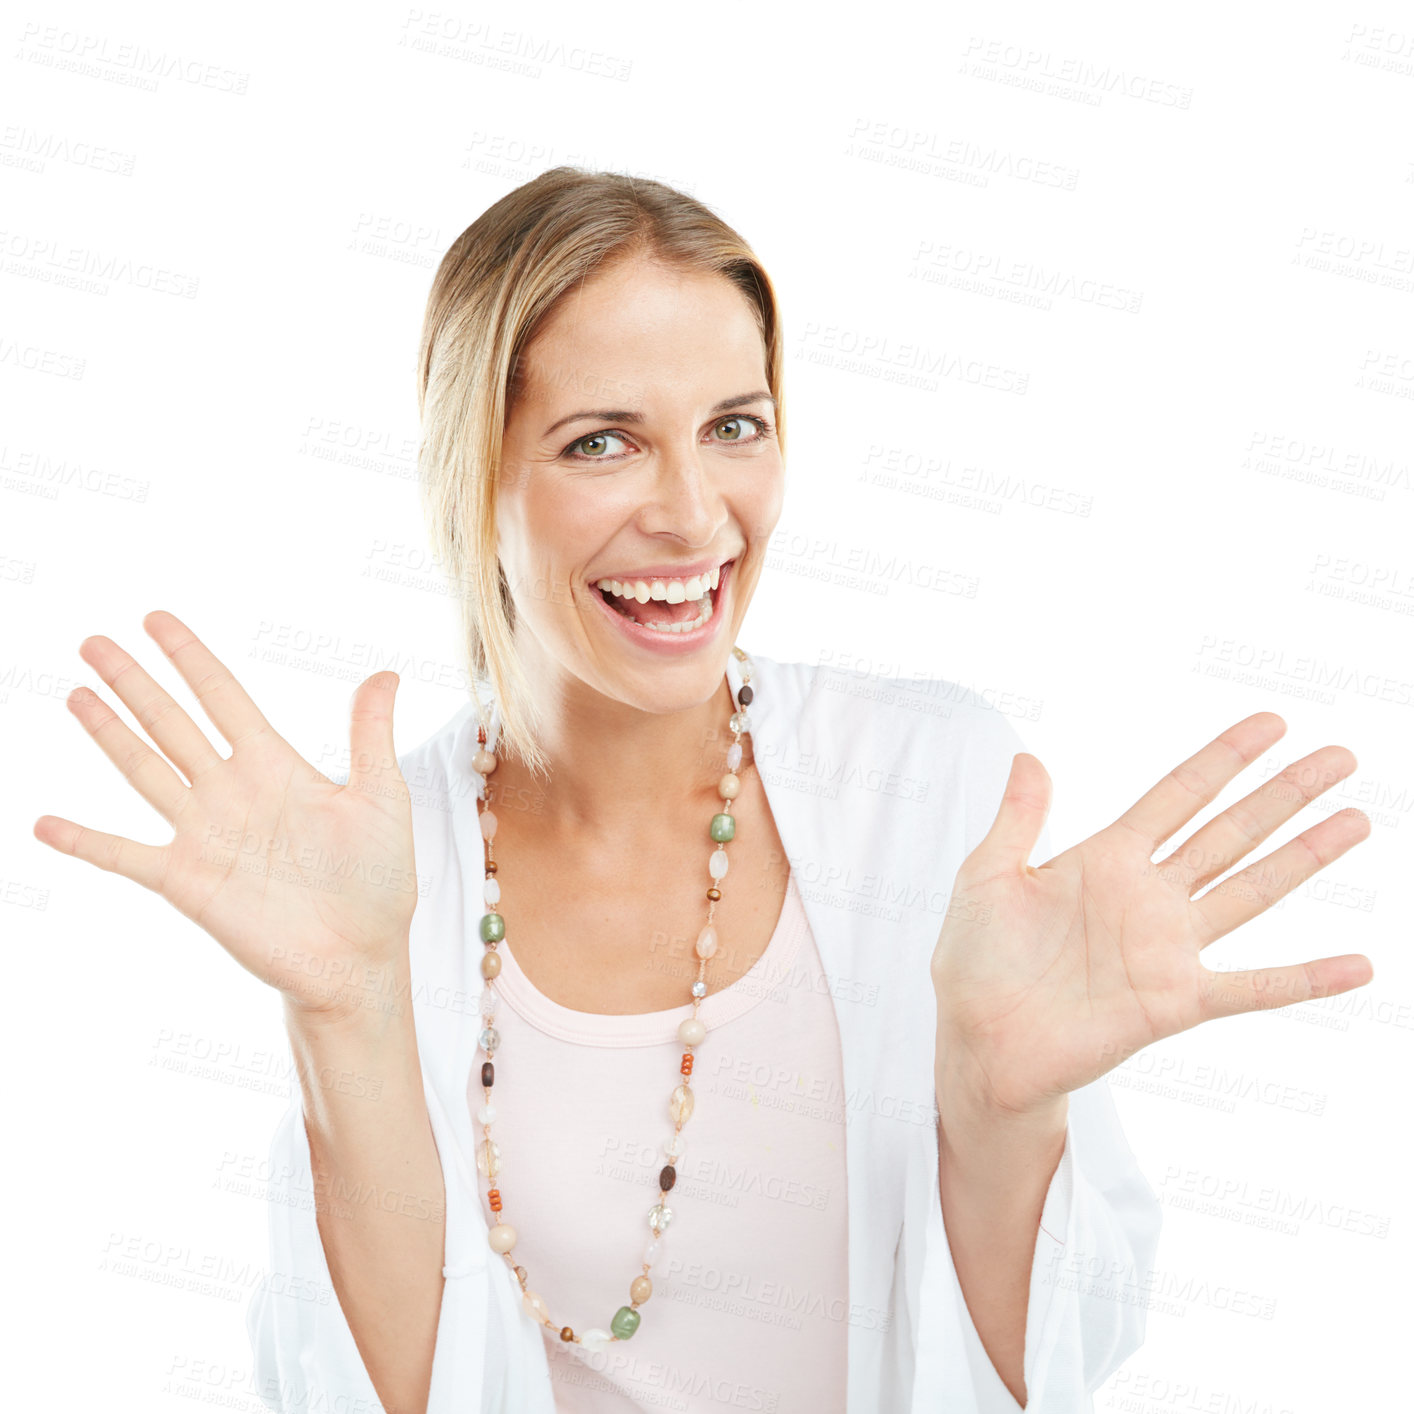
[{"x1": 36, "y1": 169, "x2": 1373, "y2": 1414}]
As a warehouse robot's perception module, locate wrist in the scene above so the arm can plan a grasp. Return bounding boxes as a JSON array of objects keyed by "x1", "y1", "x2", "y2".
[
  {"x1": 283, "y1": 979, "x2": 424, "y2": 1128},
  {"x1": 278, "y1": 978, "x2": 415, "y2": 1057},
  {"x1": 935, "y1": 1075, "x2": 1069, "y2": 1188},
  {"x1": 934, "y1": 1021, "x2": 1068, "y2": 1131},
  {"x1": 280, "y1": 944, "x2": 414, "y2": 1032}
]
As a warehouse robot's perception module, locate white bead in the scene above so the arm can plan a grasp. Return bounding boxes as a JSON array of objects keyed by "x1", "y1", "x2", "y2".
[
  {"x1": 648, "y1": 1203, "x2": 673, "y2": 1233},
  {"x1": 643, "y1": 1239, "x2": 662, "y2": 1265},
  {"x1": 487, "y1": 1222, "x2": 517, "y2": 1254},
  {"x1": 726, "y1": 742, "x2": 742, "y2": 770},
  {"x1": 691, "y1": 981, "x2": 706, "y2": 998},
  {"x1": 694, "y1": 925, "x2": 718, "y2": 959},
  {"x1": 718, "y1": 772, "x2": 740, "y2": 800},
  {"x1": 476, "y1": 1103, "x2": 497, "y2": 1126},
  {"x1": 664, "y1": 1134, "x2": 684, "y2": 1159},
  {"x1": 479, "y1": 810, "x2": 499, "y2": 840},
  {"x1": 522, "y1": 1290, "x2": 548, "y2": 1321},
  {"x1": 678, "y1": 1018, "x2": 706, "y2": 1047},
  {"x1": 580, "y1": 1328, "x2": 613, "y2": 1352},
  {"x1": 475, "y1": 1138, "x2": 501, "y2": 1177},
  {"x1": 708, "y1": 849, "x2": 729, "y2": 880},
  {"x1": 483, "y1": 878, "x2": 501, "y2": 906},
  {"x1": 480, "y1": 989, "x2": 497, "y2": 1017}
]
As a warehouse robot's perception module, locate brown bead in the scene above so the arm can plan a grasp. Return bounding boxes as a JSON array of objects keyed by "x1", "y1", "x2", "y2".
[
  {"x1": 659, "y1": 1164, "x2": 676, "y2": 1192},
  {"x1": 706, "y1": 887, "x2": 721, "y2": 901},
  {"x1": 482, "y1": 1062, "x2": 495, "y2": 1087},
  {"x1": 680, "y1": 1053, "x2": 693, "y2": 1076},
  {"x1": 560, "y1": 1326, "x2": 574, "y2": 1342},
  {"x1": 486, "y1": 860, "x2": 498, "y2": 873},
  {"x1": 737, "y1": 684, "x2": 753, "y2": 705},
  {"x1": 488, "y1": 1189, "x2": 502, "y2": 1212},
  {"x1": 481, "y1": 951, "x2": 502, "y2": 979}
]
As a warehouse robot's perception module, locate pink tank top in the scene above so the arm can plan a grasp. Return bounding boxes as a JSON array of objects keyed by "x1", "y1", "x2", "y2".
[{"x1": 472, "y1": 869, "x2": 850, "y2": 1412}]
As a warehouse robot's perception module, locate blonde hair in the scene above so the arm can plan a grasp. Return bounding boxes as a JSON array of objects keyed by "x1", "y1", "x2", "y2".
[{"x1": 415, "y1": 166, "x2": 787, "y2": 782}]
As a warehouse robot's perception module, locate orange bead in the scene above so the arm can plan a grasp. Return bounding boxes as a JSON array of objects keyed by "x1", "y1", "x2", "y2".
[
  {"x1": 560, "y1": 1326, "x2": 575, "y2": 1341},
  {"x1": 488, "y1": 1189, "x2": 502, "y2": 1212},
  {"x1": 680, "y1": 1053, "x2": 693, "y2": 1076}
]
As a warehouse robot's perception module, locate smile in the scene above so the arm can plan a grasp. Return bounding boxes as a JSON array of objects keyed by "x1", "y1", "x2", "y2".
[{"x1": 588, "y1": 559, "x2": 735, "y2": 647}]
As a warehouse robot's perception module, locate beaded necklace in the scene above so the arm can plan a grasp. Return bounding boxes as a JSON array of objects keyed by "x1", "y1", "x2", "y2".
[{"x1": 469, "y1": 645, "x2": 756, "y2": 1352}]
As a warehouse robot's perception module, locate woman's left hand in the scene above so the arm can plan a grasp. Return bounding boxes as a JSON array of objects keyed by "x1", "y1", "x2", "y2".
[{"x1": 931, "y1": 711, "x2": 1375, "y2": 1118}]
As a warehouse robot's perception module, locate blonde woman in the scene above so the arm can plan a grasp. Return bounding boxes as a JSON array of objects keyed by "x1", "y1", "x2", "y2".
[{"x1": 37, "y1": 169, "x2": 1373, "y2": 1414}]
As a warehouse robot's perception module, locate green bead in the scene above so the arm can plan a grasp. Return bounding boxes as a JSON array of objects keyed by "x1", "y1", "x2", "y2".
[
  {"x1": 709, "y1": 813, "x2": 736, "y2": 843},
  {"x1": 479, "y1": 912, "x2": 505, "y2": 943},
  {"x1": 611, "y1": 1305, "x2": 641, "y2": 1339}
]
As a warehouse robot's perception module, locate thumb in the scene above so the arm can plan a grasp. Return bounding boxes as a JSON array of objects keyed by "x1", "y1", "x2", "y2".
[
  {"x1": 347, "y1": 671, "x2": 400, "y2": 793},
  {"x1": 975, "y1": 752, "x2": 1052, "y2": 870}
]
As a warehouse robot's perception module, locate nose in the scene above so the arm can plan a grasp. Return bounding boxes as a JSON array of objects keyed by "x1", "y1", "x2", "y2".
[{"x1": 637, "y1": 442, "x2": 726, "y2": 549}]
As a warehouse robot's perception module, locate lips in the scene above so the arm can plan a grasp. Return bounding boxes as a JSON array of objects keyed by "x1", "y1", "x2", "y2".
[{"x1": 588, "y1": 557, "x2": 734, "y2": 652}]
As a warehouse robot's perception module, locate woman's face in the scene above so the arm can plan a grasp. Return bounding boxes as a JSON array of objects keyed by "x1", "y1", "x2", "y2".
[{"x1": 496, "y1": 254, "x2": 785, "y2": 713}]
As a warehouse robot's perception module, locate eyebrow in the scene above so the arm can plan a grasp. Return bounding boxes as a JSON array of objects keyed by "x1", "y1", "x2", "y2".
[{"x1": 542, "y1": 390, "x2": 777, "y2": 439}]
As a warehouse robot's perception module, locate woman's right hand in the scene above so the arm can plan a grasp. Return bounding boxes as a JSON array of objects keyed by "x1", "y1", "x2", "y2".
[{"x1": 33, "y1": 610, "x2": 419, "y2": 1022}]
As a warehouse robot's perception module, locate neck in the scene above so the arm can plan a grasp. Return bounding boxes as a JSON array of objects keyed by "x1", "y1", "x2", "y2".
[{"x1": 483, "y1": 655, "x2": 753, "y2": 844}]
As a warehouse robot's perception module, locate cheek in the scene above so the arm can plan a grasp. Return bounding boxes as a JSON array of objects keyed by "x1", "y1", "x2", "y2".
[
  {"x1": 523, "y1": 479, "x2": 622, "y2": 542},
  {"x1": 740, "y1": 466, "x2": 786, "y2": 542},
  {"x1": 506, "y1": 488, "x2": 614, "y2": 607}
]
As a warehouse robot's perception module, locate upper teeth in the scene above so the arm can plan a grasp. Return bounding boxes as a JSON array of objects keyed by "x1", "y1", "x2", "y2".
[{"x1": 595, "y1": 563, "x2": 722, "y2": 603}]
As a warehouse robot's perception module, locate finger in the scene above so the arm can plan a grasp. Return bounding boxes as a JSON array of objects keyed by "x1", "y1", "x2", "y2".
[
  {"x1": 32, "y1": 813, "x2": 167, "y2": 892},
  {"x1": 347, "y1": 671, "x2": 402, "y2": 797},
  {"x1": 1190, "y1": 807, "x2": 1372, "y2": 945},
  {"x1": 1198, "y1": 951, "x2": 1374, "y2": 1021},
  {"x1": 1113, "y1": 712, "x2": 1287, "y2": 852},
  {"x1": 78, "y1": 634, "x2": 225, "y2": 785},
  {"x1": 1155, "y1": 744, "x2": 1359, "y2": 895},
  {"x1": 974, "y1": 753, "x2": 1051, "y2": 870},
  {"x1": 143, "y1": 609, "x2": 274, "y2": 749},
  {"x1": 66, "y1": 684, "x2": 189, "y2": 823}
]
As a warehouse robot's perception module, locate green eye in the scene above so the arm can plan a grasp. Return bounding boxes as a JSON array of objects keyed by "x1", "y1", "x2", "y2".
[
  {"x1": 560, "y1": 414, "x2": 773, "y2": 464},
  {"x1": 713, "y1": 415, "x2": 772, "y2": 443},
  {"x1": 568, "y1": 431, "x2": 633, "y2": 460}
]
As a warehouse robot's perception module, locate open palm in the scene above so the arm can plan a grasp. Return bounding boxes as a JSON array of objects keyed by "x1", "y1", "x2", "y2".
[
  {"x1": 33, "y1": 610, "x2": 417, "y2": 1019},
  {"x1": 931, "y1": 711, "x2": 1374, "y2": 1117}
]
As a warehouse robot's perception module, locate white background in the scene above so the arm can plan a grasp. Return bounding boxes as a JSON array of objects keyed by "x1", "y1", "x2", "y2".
[{"x1": 5, "y1": 1, "x2": 1410, "y2": 1409}]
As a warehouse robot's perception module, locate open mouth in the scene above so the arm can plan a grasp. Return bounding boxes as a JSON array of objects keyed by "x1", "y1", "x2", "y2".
[{"x1": 593, "y1": 560, "x2": 734, "y2": 637}]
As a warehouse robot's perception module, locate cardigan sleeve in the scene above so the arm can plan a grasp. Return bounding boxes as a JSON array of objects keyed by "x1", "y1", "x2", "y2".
[
  {"x1": 245, "y1": 732, "x2": 558, "y2": 1414},
  {"x1": 898, "y1": 698, "x2": 1162, "y2": 1411},
  {"x1": 905, "y1": 1071, "x2": 1163, "y2": 1413},
  {"x1": 244, "y1": 1059, "x2": 501, "y2": 1412}
]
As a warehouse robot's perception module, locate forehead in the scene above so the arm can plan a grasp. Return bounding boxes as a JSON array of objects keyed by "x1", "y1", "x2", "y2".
[{"x1": 514, "y1": 260, "x2": 765, "y2": 411}]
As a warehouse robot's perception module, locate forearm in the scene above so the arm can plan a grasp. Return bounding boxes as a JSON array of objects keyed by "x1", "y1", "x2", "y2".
[
  {"x1": 285, "y1": 963, "x2": 446, "y2": 1414},
  {"x1": 934, "y1": 1037, "x2": 1069, "y2": 1409}
]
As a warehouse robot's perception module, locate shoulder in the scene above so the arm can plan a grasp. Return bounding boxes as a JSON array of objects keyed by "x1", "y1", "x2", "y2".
[
  {"x1": 750, "y1": 651, "x2": 1036, "y2": 765},
  {"x1": 750, "y1": 652, "x2": 1038, "y2": 855}
]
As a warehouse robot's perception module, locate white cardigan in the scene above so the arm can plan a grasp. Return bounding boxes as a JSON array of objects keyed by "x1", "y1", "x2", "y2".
[{"x1": 247, "y1": 652, "x2": 1162, "y2": 1413}]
